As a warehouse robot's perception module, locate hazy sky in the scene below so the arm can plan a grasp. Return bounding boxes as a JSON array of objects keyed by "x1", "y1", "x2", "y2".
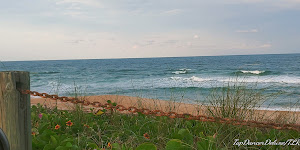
[{"x1": 1, "y1": 0, "x2": 300, "y2": 61}]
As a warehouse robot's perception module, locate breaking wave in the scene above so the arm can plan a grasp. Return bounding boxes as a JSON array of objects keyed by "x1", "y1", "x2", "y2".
[
  {"x1": 170, "y1": 75, "x2": 300, "y2": 84},
  {"x1": 241, "y1": 70, "x2": 265, "y2": 75},
  {"x1": 172, "y1": 68, "x2": 192, "y2": 74},
  {"x1": 170, "y1": 76, "x2": 210, "y2": 82},
  {"x1": 234, "y1": 70, "x2": 275, "y2": 75}
]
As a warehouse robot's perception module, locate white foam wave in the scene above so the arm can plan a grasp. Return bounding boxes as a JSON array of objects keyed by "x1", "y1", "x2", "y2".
[
  {"x1": 169, "y1": 75, "x2": 300, "y2": 84},
  {"x1": 190, "y1": 76, "x2": 207, "y2": 82},
  {"x1": 220, "y1": 76, "x2": 300, "y2": 84},
  {"x1": 170, "y1": 76, "x2": 209, "y2": 82},
  {"x1": 241, "y1": 70, "x2": 265, "y2": 75},
  {"x1": 179, "y1": 68, "x2": 192, "y2": 71},
  {"x1": 172, "y1": 68, "x2": 192, "y2": 74},
  {"x1": 172, "y1": 70, "x2": 187, "y2": 74},
  {"x1": 170, "y1": 77, "x2": 182, "y2": 80}
]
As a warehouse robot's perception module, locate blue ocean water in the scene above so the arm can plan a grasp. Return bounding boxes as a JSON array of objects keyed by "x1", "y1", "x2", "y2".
[{"x1": 1, "y1": 54, "x2": 300, "y2": 110}]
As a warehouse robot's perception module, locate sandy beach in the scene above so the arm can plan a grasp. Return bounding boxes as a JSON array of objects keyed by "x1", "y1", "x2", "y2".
[{"x1": 31, "y1": 95, "x2": 300, "y2": 124}]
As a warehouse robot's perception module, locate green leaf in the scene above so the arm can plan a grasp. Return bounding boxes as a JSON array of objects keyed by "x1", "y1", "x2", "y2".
[
  {"x1": 32, "y1": 105, "x2": 37, "y2": 110},
  {"x1": 178, "y1": 129, "x2": 191, "y2": 137},
  {"x1": 65, "y1": 142, "x2": 72, "y2": 148},
  {"x1": 197, "y1": 142, "x2": 205, "y2": 150},
  {"x1": 31, "y1": 112, "x2": 36, "y2": 119},
  {"x1": 60, "y1": 138, "x2": 74, "y2": 146},
  {"x1": 42, "y1": 113, "x2": 49, "y2": 120},
  {"x1": 171, "y1": 133, "x2": 183, "y2": 140},
  {"x1": 38, "y1": 123, "x2": 50, "y2": 134},
  {"x1": 136, "y1": 142, "x2": 157, "y2": 150},
  {"x1": 112, "y1": 102, "x2": 117, "y2": 106},
  {"x1": 107, "y1": 100, "x2": 112, "y2": 104},
  {"x1": 197, "y1": 135, "x2": 216, "y2": 150},
  {"x1": 185, "y1": 121, "x2": 193, "y2": 128},
  {"x1": 50, "y1": 135, "x2": 58, "y2": 146},
  {"x1": 87, "y1": 142, "x2": 98, "y2": 149},
  {"x1": 55, "y1": 146, "x2": 69, "y2": 150},
  {"x1": 165, "y1": 139, "x2": 190, "y2": 150},
  {"x1": 34, "y1": 136, "x2": 48, "y2": 147},
  {"x1": 43, "y1": 144, "x2": 55, "y2": 150},
  {"x1": 112, "y1": 143, "x2": 121, "y2": 150},
  {"x1": 72, "y1": 145, "x2": 79, "y2": 150},
  {"x1": 177, "y1": 129, "x2": 193, "y2": 145}
]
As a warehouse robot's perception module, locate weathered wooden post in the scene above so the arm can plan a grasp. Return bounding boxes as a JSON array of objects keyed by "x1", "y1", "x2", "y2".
[{"x1": 0, "y1": 71, "x2": 31, "y2": 150}]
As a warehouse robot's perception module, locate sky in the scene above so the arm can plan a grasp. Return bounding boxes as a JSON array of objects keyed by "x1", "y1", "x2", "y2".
[{"x1": 1, "y1": 0, "x2": 300, "y2": 61}]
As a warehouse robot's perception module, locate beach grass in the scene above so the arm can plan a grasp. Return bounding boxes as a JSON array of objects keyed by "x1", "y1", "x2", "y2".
[{"x1": 31, "y1": 93, "x2": 299, "y2": 149}]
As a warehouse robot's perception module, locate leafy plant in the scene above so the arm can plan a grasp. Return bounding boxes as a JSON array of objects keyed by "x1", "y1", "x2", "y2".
[{"x1": 30, "y1": 101, "x2": 299, "y2": 150}]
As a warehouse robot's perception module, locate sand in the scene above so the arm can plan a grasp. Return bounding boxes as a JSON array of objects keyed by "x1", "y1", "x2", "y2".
[{"x1": 30, "y1": 95, "x2": 300, "y2": 124}]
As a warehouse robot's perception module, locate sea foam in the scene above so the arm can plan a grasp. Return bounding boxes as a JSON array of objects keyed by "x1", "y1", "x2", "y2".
[
  {"x1": 170, "y1": 76, "x2": 209, "y2": 82},
  {"x1": 172, "y1": 68, "x2": 192, "y2": 74},
  {"x1": 241, "y1": 70, "x2": 265, "y2": 75},
  {"x1": 172, "y1": 70, "x2": 187, "y2": 74}
]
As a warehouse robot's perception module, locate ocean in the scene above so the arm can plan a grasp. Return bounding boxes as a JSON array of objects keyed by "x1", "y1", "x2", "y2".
[{"x1": 1, "y1": 54, "x2": 300, "y2": 110}]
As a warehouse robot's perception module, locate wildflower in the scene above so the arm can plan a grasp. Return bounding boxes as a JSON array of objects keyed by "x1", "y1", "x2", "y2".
[
  {"x1": 66, "y1": 120, "x2": 73, "y2": 126},
  {"x1": 84, "y1": 124, "x2": 90, "y2": 128},
  {"x1": 55, "y1": 124, "x2": 60, "y2": 130},
  {"x1": 95, "y1": 109, "x2": 104, "y2": 116},
  {"x1": 31, "y1": 132, "x2": 36, "y2": 136},
  {"x1": 107, "y1": 142, "x2": 111, "y2": 148},
  {"x1": 143, "y1": 133, "x2": 150, "y2": 139},
  {"x1": 38, "y1": 113, "x2": 43, "y2": 119}
]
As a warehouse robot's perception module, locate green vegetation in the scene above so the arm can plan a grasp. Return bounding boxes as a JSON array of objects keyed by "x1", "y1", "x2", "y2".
[{"x1": 31, "y1": 101, "x2": 299, "y2": 150}]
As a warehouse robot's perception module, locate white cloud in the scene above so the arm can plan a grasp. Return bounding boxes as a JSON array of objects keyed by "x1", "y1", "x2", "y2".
[
  {"x1": 0, "y1": 24, "x2": 277, "y2": 61},
  {"x1": 260, "y1": 44, "x2": 272, "y2": 48},
  {"x1": 132, "y1": 45, "x2": 139, "y2": 49},
  {"x1": 194, "y1": 35, "x2": 199, "y2": 39},
  {"x1": 53, "y1": 0, "x2": 102, "y2": 19},
  {"x1": 55, "y1": 0, "x2": 102, "y2": 7},
  {"x1": 161, "y1": 9, "x2": 182, "y2": 15},
  {"x1": 226, "y1": 0, "x2": 300, "y2": 10},
  {"x1": 63, "y1": 11, "x2": 83, "y2": 17},
  {"x1": 187, "y1": 42, "x2": 192, "y2": 46},
  {"x1": 67, "y1": 4, "x2": 82, "y2": 10},
  {"x1": 236, "y1": 29, "x2": 258, "y2": 33}
]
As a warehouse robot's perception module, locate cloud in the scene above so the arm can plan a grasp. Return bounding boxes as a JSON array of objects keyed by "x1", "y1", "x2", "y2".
[
  {"x1": 226, "y1": 0, "x2": 300, "y2": 10},
  {"x1": 63, "y1": 11, "x2": 84, "y2": 17},
  {"x1": 53, "y1": 0, "x2": 102, "y2": 18},
  {"x1": 67, "y1": 3, "x2": 82, "y2": 10},
  {"x1": 260, "y1": 44, "x2": 272, "y2": 48},
  {"x1": 236, "y1": 29, "x2": 258, "y2": 33},
  {"x1": 55, "y1": 0, "x2": 102, "y2": 7},
  {"x1": 161, "y1": 9, "x2": 182, "y2": 15},
  {"x1": 132, "y1": 45, "x2": 139, "y2": 49},
  {"x1": 193, "y1": 35, "x2": 199, "y2": 39},
  {"x1": 0, "y1": 23, "x2": 280, "y2": 61}
]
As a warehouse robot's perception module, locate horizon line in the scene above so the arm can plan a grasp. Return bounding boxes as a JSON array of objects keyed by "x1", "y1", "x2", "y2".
[{"x1": 2, "y1": 52, "x2": 300, "y2": 62}]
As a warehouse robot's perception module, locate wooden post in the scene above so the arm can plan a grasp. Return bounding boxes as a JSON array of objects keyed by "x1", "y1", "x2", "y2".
[{"x1": 0, "y1": 71, "x2": 31, "y2": 150}]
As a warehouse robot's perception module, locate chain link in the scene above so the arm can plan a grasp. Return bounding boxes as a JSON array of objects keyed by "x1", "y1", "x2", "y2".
[{"x1": 21, "y1": 90, "x2": 300, "y2": 132}]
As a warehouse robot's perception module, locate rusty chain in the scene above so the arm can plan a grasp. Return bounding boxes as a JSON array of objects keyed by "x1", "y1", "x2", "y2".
[{"x1": 22, "y1": 90, "x2": 300, "y2": 132}]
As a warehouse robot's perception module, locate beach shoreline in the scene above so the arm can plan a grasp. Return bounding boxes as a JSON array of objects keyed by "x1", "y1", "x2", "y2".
[{"x1": 31, "y1": 95, "x2": 300, "y2": 124}]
